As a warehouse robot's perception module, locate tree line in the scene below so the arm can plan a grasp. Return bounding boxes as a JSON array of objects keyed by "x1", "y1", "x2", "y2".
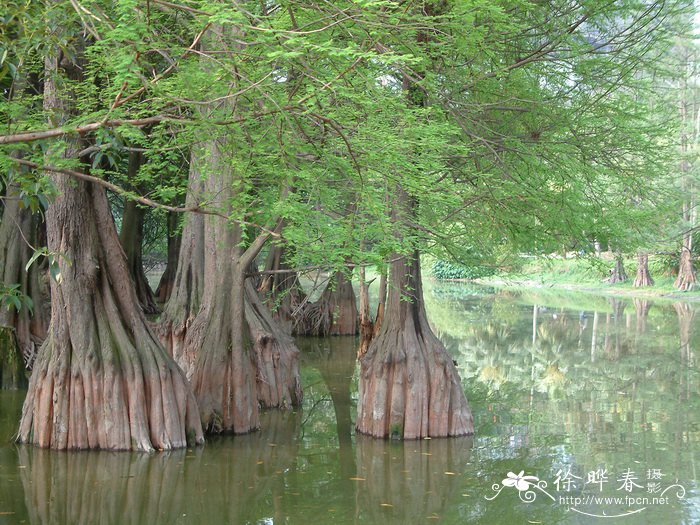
[{"x1": 0, "y1": 0, "x2": 694, "y2": 450}]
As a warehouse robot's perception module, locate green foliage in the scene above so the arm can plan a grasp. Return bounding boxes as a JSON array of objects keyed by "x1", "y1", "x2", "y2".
[
  {"x1": 0, "y1": 283, "x2": 32, "y2": 314},
  {"x1": 431, "y1": 260, "x2": 496, "y2": 281},
  {"x1": 0, "y1": 0, "x2": 694, "y2": 284}
]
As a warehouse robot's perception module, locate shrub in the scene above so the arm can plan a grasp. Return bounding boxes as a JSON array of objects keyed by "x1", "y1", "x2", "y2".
[{"x1": 431, "y1": 259, "x2": 496, "y2": 280}]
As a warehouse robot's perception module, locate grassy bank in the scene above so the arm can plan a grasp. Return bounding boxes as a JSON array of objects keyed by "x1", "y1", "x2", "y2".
[{"x1": 437, "y1": 253, "x2": 700, "y2": 303}]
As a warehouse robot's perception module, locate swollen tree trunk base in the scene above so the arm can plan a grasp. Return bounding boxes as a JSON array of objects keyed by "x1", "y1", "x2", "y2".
[
  {"x1": 357, "y1": 323, "x2": 473, "y2": 439},
  {"x1": 633, "y1": 253, "x2": 654, "y2": 287},
  {"x1": 17, "y1": 182, "x2": 204, "y2": 451},
  {"x1": 675, "y1": 248, "x2": 696, "y2": 291},
  {"x1": 607, "y1": 256, "x2": 628, "y2": 284},
  {"x1": 186, "y1": 267, "x2": 260, "y2": 435},
  {"x1": 356, "y1": 254, "x2": 473, "y2": 439}
]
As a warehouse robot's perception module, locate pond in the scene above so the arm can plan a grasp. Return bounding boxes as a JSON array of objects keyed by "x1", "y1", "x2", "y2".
[{"x1": 0, "y1": 283, "x2": 698, "y2": 524}]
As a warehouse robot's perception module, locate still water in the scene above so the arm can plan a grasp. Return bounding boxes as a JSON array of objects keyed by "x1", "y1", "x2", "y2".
[{"x1": 0, "y1": 283, "x2": 698, "y2": 524}]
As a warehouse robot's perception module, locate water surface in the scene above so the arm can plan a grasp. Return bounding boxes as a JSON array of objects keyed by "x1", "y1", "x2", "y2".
[{"x1": 0, "y1": 284, "x2": 698, "y2": 524}]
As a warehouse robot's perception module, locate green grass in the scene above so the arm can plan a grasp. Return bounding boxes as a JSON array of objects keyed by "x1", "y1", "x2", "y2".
[{"x1": 469, "y1": 253, "x2": 700, "y2": 303}]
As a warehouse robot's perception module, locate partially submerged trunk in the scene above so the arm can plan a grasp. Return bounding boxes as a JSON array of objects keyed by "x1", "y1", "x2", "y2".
[
  {"x1": 357, "y1": 182, "x2": 473, "y2": 439},
  {"x1": 18, "y1": 173, "x2": 204, "y2": 450},
  {"x1": 0, "y1": 181, "x2": 49, "y2": 371},
  {"x1": 155, "y1": 211, "x2": 181, "y2": 303},
  {"x1": 182, "y1": 126, "x2": 297, "y2": 432},
  {"x1": 607, "y1": 254, "x2": 628, "y2": 284},
  {"x1": 299, "y1": 270, "x2": 358, "y2": 336},
  {"x1": 17, "y1": 49, "x2": 203, "y2": 451},
  {"x1": 185, "y1": 253, "x2": 259, "y2": 434},
  {"x1": 633, "y1": 252, "x2": 654, "y2": 287}
]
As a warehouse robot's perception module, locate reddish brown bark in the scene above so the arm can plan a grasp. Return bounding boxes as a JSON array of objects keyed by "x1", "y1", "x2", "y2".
[
  {"x1": 633, "y1": 252, "x2": 654, "y2": 287},
  {"x1": 179, "y1": 126, "x2": 300, "y2": 432},
  {"x1": 357, "y1": 249, "x2": 474, "y2": 439},
  {"x1": 18, "y1": 171, "x2": 204, "y2": 450},
  {"x1": 245, "y1": 281, "x2": 302, "y2": 409},
  {"x1": 185, "y1": 253, "x2": 259, "y2": 434}
]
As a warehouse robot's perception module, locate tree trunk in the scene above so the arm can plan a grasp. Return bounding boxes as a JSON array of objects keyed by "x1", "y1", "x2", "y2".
[
  {"x1": 17, "y1": 48, "x2": 203, "y2": 451},
  {"x1": 157, "y1": 157, "x2": 206, "y2": 365},
  {"x1": 373, "y1": 269, "x2": 387, "y2": 338},
  {"x1": 607, "y1": 255, "x2": 628, "y2": 284},
  {"x1": 155, "y1": 211, "x2": 181, "y2": 303},
  {"x1": 185, "y1": 250, "x2": 259, "y2": 434},
  {"x1": 0, "y1": 181, "x2": 49, "y2": 370},
  {"x1": 181, "y1": 125, "x2": 298, "y2": 432},
  {"x1": 356, "y1": 187, "x2": 473, "y2": 439},
  {"x1": 633, "y1": 252, "x2": 654, "y2": 287},
  {"x1": 258, "y1": 243, "x2": 307, "y2": 334},
  {"x1": 119, "y1": 154, "x2": 159, "y2": 315},
  {"x1": 675, "y1": 243, "x2": 696, "y2": 291},
  {"x1": 358, "y1": 264, "x2": 374, "y2": 358},
  {"x1": 294, "y1": 269, "x2": 358, "y2": 337},
  {"x1": 325, "y1": 270, "x2": 358, "y2": 335},
  {"x1": 0, "y1": 327, "x2": 26, "y2": 389},
  {"x1": 18, "y1": 172, "x2": 204, "y2": 450}
]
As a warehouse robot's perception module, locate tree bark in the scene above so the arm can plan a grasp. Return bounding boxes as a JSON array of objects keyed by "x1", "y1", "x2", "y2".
[
  {"x1": 356, "y1": 185, "x2": 473, "y2": 439},
  {"x1": 675, "y1": 244, "x2": 696, "y2": 291},
  {"x1": 180, "y1": 125, "x2": 300, "y2": 432},
  {"x1": 633, "y1": 252, "x2": 654, "y2": 287},
  {"x1": 119, "y1": 153, "x2": 159, "y2": 315},
  {"x1": 373, "y1": 269, "x2": 387, "y2": 338},
  {"x1": 18, "y1": 170, "x2": 204, "y2": 450},
  {"x1": 155, "y1": 211, "x2": 182, "y2": 303},
  {"x1": 157, "y1": 156, "x2": 205, "y2": 365},
  {"x1": 358, "y1": 264, "x2": 374, "y2": 358},
  {"x1": 17, "y1": 46, "x2": 203, "y2": 451},
  {"x1": 607, "y1": 254, "x2": 628, "y2": 284}
]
